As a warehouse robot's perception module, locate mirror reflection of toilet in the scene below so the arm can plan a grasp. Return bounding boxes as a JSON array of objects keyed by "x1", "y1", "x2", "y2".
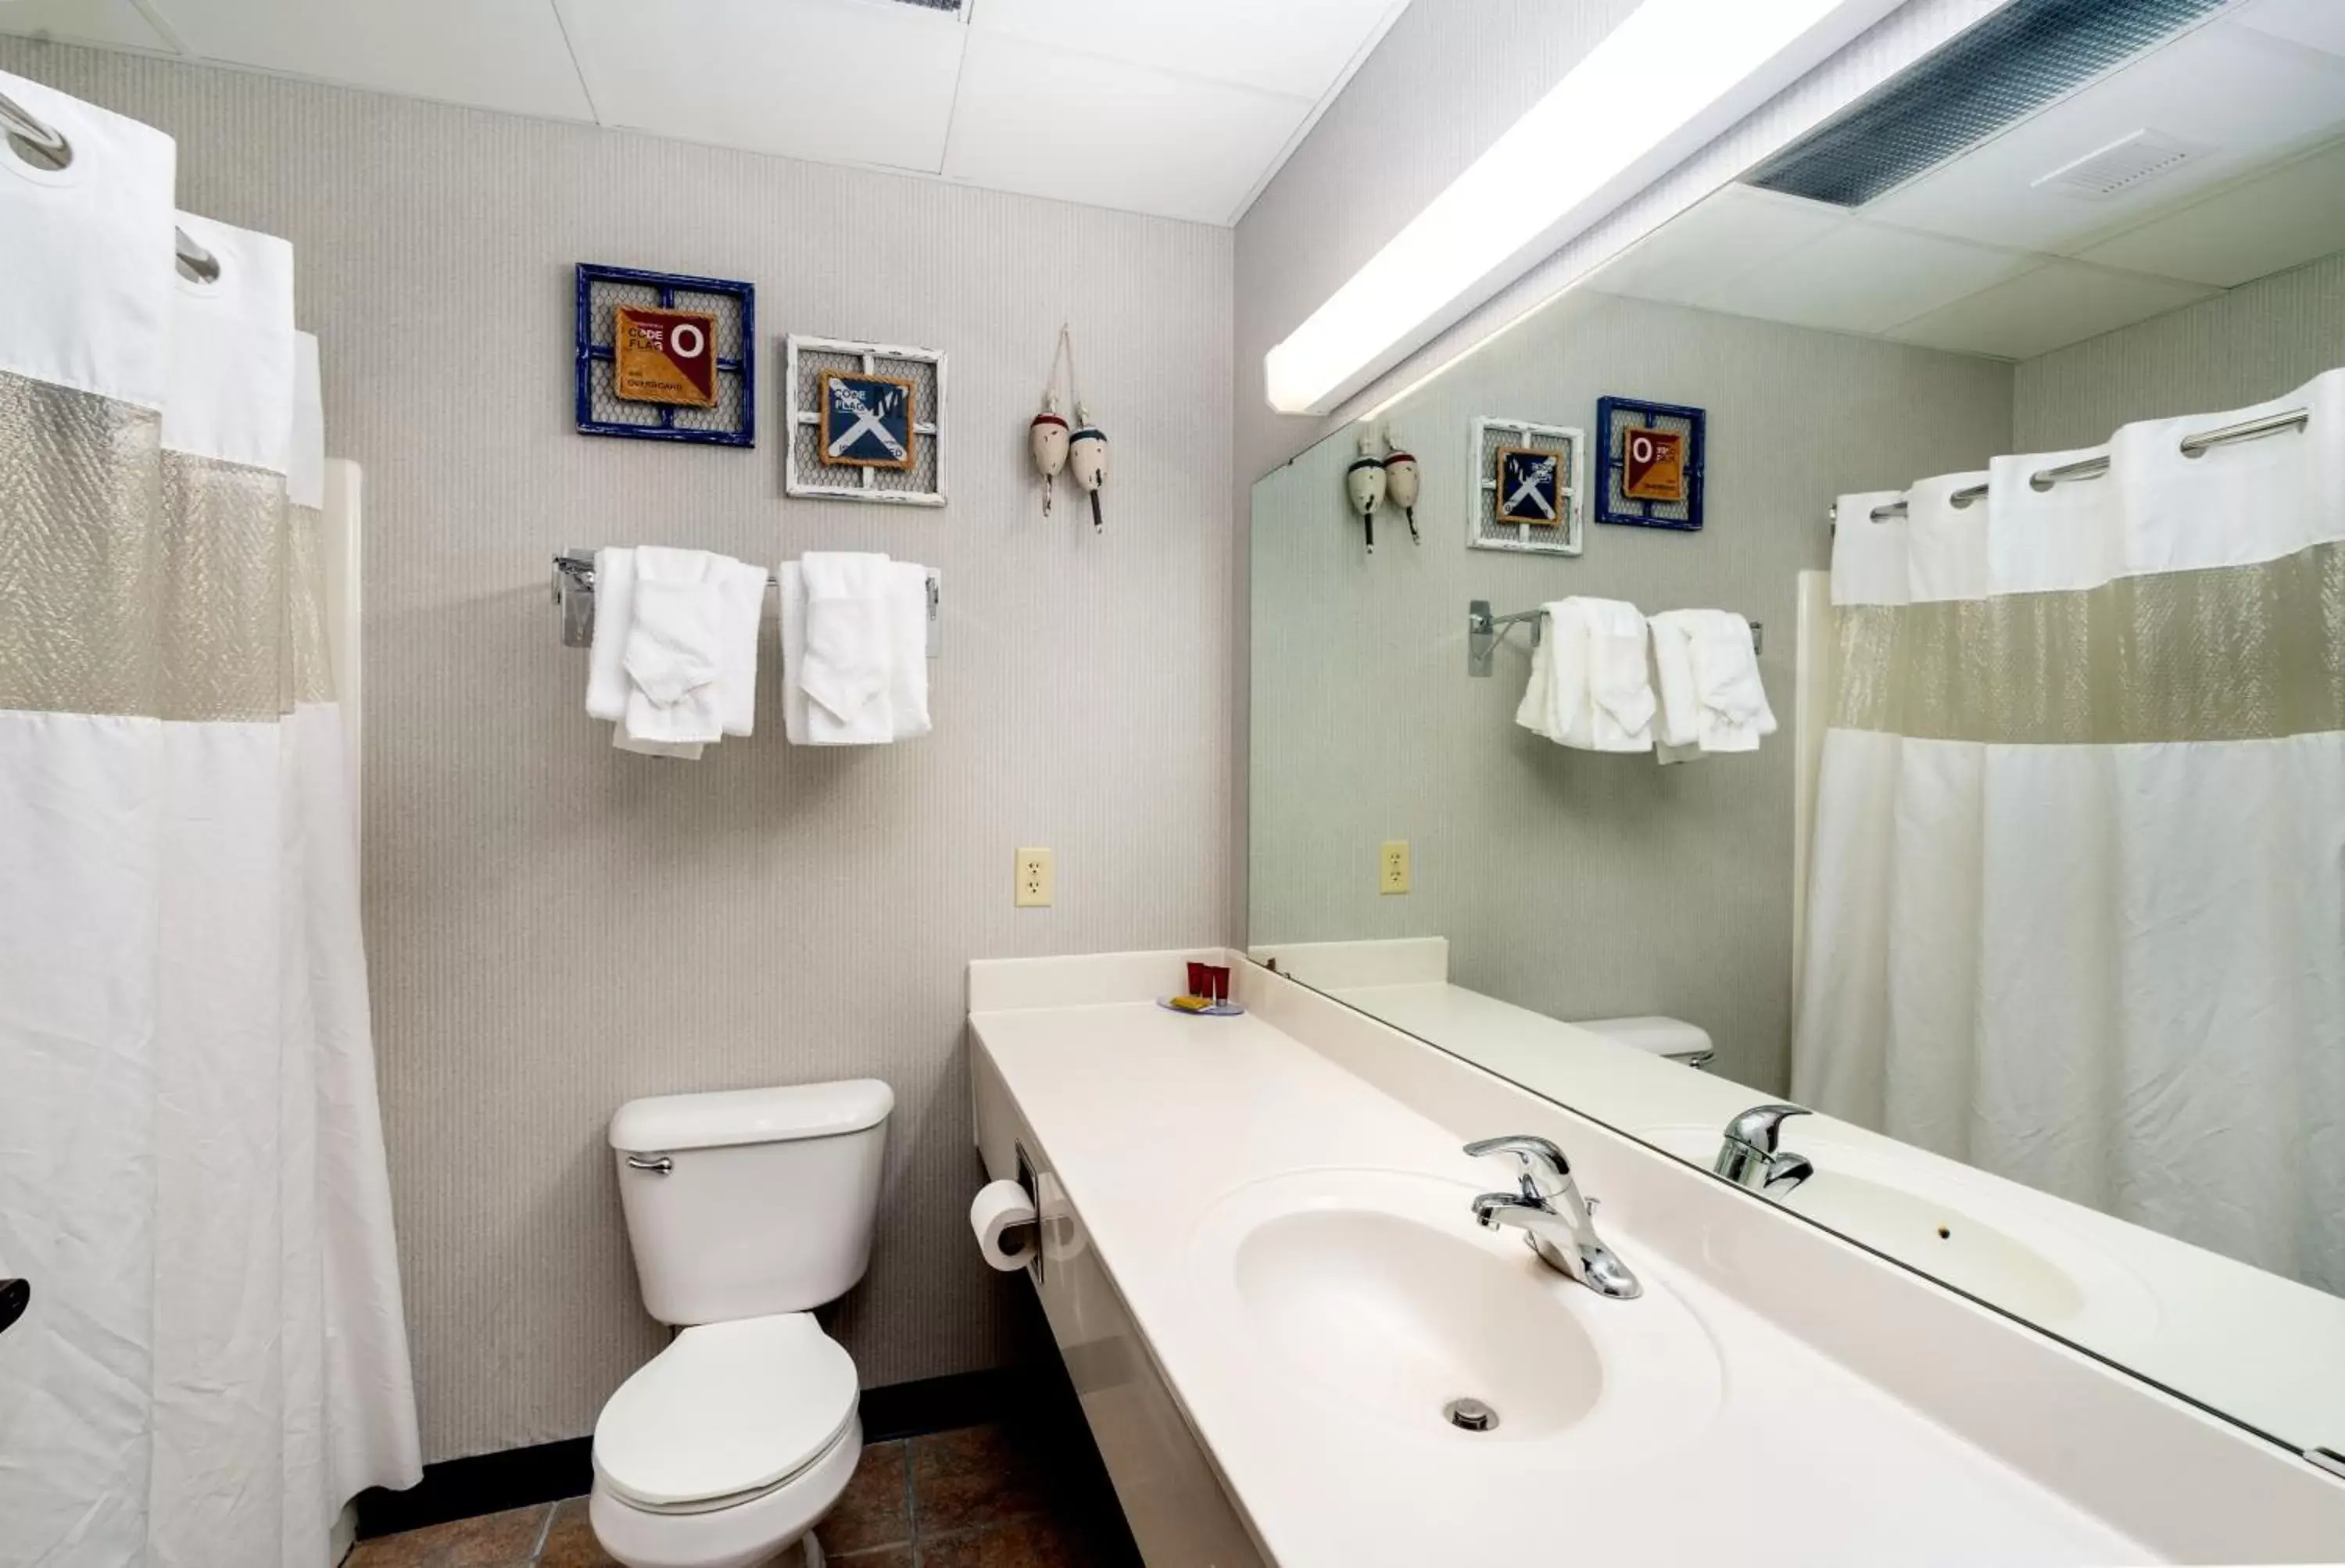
[{"x1": 590, "y1": 1079, "x2": 893, "y2": 1568}]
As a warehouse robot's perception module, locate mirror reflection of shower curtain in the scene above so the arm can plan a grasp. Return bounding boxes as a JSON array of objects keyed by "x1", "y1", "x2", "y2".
[
  {"x1": 0, "y1": 73, "x2": 421, "y2": 1566},
  {"x1": 1795, "y1": 369, "x2": 2345, "y2": 1294}
]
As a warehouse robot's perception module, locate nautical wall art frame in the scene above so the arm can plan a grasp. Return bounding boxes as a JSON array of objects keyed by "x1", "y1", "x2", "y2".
[
  {"x1": 1596, "y1": 395, "x2": 1705, "y2": 532},
  {"x1": 1469, "y1": 414, "x2": 1584, "y2": 556},
  {"x1": 575, "y1": 263, "x2": 755, "y2": 448},
  {"x1": 786, "y1": 334, "x2": 946, "y2": 507}
]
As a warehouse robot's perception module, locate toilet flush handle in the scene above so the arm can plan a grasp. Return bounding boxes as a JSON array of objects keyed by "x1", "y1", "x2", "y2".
[{"x1": 625, "y1": 1153, "x2": 675, "y2": 1175}]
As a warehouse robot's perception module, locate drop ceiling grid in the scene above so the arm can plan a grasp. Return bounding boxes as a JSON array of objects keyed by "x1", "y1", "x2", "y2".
[{"x1": 0, "y1": 0, "x2": 1405, "y2": 223}]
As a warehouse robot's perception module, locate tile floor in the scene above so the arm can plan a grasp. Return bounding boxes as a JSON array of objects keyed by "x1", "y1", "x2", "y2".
[{"x1": 346, "y1": 1421, "x2": 1143, "y2": 1568}]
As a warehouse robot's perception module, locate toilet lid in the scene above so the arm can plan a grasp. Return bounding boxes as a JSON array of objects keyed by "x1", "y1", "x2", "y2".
[{"x1": 594, "y1": 1313, "x2": 857, "y2": 1509}]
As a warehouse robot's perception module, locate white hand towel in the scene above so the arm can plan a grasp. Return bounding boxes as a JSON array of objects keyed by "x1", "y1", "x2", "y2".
[
  {"x1": 625, "y1": 546, "x2": 725, "y2": 744},
  {"x1": 585, "y1": 546, "x2": 636, "y2": 722},
  {"x1": 1684, "y1": 609, "x2": 1774, "y2": 753},
  {"x1": 1648, "y1": 611, "x2": 1702, "y2": 750},
  {"x1": 886, "y1": 562, "x2": 933, "y2": 739},
  {"x1": 716, "y1": 557, "x2": 768, "y2": 737},
  {"x1": 1584, "y1": 598, "x2": 1656, "y2": 751},
  {"x1": 780, "y1": 561, "x2": 813, "y2": 746},
  {"x1": 800, "y1": 551, "x2": 893, "y2": 743},
  {"x1": 1514, "y1": 610, "x2": 1558, "y2": 739}
]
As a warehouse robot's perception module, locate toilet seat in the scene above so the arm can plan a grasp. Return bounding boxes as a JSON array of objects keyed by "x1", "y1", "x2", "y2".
[{"x1": 594, "y1": 1312, "x2": 858, "y2": 1512}]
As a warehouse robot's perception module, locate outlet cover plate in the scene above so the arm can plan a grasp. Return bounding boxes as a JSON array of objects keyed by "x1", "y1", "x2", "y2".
[
  {"x1": 1380, "y1": 840, "x2": 1410, "y2": 895},
  {"x1": 1015, "y1": 847, "x2": 1054, "y2": 908}
]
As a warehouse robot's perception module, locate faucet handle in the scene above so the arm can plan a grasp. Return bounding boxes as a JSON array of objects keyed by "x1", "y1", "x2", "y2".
[
  {"x1": 1724, "y1": 1103, "x2": 1810, "y2": 1154},
  {"x1": 1464, "y1": 1133, "x2": 1572, "y2": 1200}
]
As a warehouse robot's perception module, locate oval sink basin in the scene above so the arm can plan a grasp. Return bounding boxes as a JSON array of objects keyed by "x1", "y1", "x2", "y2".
[
  {"x1": 1188, "y1": 1169, "x2": 1721, "y2": 1461},
  {"x1": 1638, "y1": 1124, "x2": 2159, "y2": 1348}
]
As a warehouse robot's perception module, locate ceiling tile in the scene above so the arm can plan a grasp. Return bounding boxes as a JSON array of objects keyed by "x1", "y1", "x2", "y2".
[
  {"x1": 970, "y1": 0, "x2": 1400, "y2": 100},
  {"x1": 1693, "y1": 221, "x2": 2036, "y2": 337},
  {"x1": 0, "y1": 0, "x2": 174, "y2": 52},
  {"x1": 149, "y1": 0, "x2": 590, "y2": 120},
  {"x1": 1886, "y1": 261, "x2": 2218, "y2": 361},
  {"x1": 557, "y1": 0, "x2": 963, "y2": 173},
  {"x1": 2228, "y1": 0, "x2": 2345, "y2": 62},
  {"x1": 2077, "y1": 136, "x2": 2345, "y2": 286},
  {"x1": 943, "y1": 29, "x2": 1310, "y2": 224},
  {"x1": 1863, "y1": 23, "x2": 2345, "y2": 258},
  {"x1": 1593, "y1": 185, "x2": 1847, "y2": 307}
]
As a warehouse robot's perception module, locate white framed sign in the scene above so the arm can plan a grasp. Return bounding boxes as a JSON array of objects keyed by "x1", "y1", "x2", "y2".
[{"x1": 785, "y1": 334, "x2": 946, "y2": 507}]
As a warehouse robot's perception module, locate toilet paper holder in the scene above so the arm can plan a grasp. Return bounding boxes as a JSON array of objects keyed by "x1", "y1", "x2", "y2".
[{"x1": 1007, "y1": 1144, "x2": 1044, "y2": 1278}]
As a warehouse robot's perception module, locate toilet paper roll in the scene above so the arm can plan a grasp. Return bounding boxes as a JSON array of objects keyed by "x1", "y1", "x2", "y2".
[{"x1": 969, "y1": 1180, "x2": 1037, "y2": 1272}]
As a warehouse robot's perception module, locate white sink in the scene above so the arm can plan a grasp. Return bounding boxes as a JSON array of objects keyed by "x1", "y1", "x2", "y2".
[
  {"x1": 1638, "y1": 1124, "x2": 2160, "y2": 1349},
  {"x1": 1187, "y1": 1168, "x2": 1722, "y2": 1464}
]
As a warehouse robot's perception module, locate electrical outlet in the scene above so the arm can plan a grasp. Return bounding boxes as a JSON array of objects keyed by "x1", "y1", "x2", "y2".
[
  {"x1": 1380, "y1": 839, "x2": 1410, "y2": 895},
  {"x1": 1015, "y1": 847, "x2": 1054, "y2": 908}
]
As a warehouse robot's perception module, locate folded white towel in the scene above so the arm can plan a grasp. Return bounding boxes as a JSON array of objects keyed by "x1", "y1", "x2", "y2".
[
  {"x1": 624, "y1": 547, "x2": 726, "y2": 744},
  {"x1": 780, "y1": 557, "x2": 933, "y2": 746},
  {"x1": 1684, "y1": 609, "x2": 1774, "y2": 753},
  {"x1": 1518, "y1": 598, "x2": 1651, "y2": 752},
  {"x1": 886, "y1": 561, "x2": 932, "y2": 739},
  {"x1": 1648, "y1": 611, "x2": 1702, "y2": 752},
  {"x1": 716, "y1": 557, "x2": 768, "y2": 737},
  {"x1": 800, "y1": 551, "x2": 893, "y2": 744},
  {"x1": 1584, "y1": 598, "x2": 1656, "y2": 751}
]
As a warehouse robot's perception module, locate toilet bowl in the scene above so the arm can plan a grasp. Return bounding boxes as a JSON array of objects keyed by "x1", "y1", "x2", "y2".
[{"x1": 593, "y1": 1080, "x2": 893, "y2": 1568}]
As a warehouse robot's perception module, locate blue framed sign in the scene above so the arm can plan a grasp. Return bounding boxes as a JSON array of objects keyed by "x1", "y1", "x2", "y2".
[
  {"x1": 575, "y1": 263, "x2": 755, "y2": 447},
  {"x1": 1595, "y1": 396, "x2": 1704, "y2": 531}
]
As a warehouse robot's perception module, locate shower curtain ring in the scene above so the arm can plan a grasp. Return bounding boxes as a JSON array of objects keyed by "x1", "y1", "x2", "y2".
[{"x1": 0, "y1": 91, "x2": 70, "y2": 170}]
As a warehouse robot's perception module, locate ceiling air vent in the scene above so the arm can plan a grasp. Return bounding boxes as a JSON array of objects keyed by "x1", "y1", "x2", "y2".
[
  {"x1": 2032, "y1": 129, "x2": 2195, "y2": 198},
  {"x1": 1741, "y1": 0, "x2": 2229, "y2": 209}
]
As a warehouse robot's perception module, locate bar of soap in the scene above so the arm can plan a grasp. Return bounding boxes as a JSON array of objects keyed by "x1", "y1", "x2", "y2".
[{"x1": 1168, "y1": 994, "x2": 1212, "y2": 1012}]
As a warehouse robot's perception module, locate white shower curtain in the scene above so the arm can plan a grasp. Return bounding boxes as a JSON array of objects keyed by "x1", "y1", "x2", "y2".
[
  {"x1": 0, "y1": 73, "x2": 421, "y2": 1566},
  {"x1": 1795, "y1": 368, "x2": 2345, "y2": 1293}
]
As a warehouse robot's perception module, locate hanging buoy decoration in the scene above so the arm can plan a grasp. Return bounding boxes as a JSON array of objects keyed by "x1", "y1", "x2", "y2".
[
  {"x1": 1346, "y1": 426, "x2": 1387, "y2": 553},
  {"x1": 1383, "y1": 429, "x2": 1420, "y2": 544},
  {"x1": 1030, "y1": 388, "x2": 1069, "y2": 517},
  {"x1": 1069, "y1": 401, "x2": 1108, "y2": 532}
]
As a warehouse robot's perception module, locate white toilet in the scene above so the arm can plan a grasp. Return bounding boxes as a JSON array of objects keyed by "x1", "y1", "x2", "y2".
[
  {"x1": 1572, "y1": 1015, "x2": 1716, "y2": 1069},
  {"x1": 590, "y1": 1079, "x2": 893, "y2": 1568}
]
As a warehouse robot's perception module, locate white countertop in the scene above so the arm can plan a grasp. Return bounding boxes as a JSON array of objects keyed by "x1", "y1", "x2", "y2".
[
  {"x1": 970, "y1": 993, "x2": 2154, "y2": 1567},
  {"x1": 1323, "y1": 976, "x2": 2345, "y2": 1459}
]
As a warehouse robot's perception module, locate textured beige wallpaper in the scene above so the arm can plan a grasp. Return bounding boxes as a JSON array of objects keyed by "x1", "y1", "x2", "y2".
[
  {"x1": 2014, "y1": 247, "x2": 2345, "y2": 451},
  {"x1": 0, "y1": 39, "x2": 1233, "y2": 1461},
  {"x1": 1250, "y1": 288, "x2": 2012, "y2": 1093}
]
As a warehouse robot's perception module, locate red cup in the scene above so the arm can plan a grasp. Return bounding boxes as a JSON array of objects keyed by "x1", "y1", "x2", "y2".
[
  {"x1": 1186, "y1": 961, "x2": 1209, "y2": 999},
  {"x1": 1207, "y1": 965, "x2": 1230, "y2": 1002}
]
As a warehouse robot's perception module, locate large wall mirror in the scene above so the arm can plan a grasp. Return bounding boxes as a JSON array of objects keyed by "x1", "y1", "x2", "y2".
[{"x1": 1248, "y1": 0, "x2": 2345, "y2": 1467}]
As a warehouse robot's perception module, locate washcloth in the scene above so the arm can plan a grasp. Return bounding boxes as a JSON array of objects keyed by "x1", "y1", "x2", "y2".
[
  {"x1": 800, "y1": 551, "x2": 893, "y2": 744},
  {"x1": 623, "y1": 546, "x2": 726, "y2": 745}
]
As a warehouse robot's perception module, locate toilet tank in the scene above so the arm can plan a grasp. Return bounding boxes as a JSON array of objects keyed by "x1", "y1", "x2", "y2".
[{"x1": 609, "y1": 1079, "x2": 893, "y2": 1326}]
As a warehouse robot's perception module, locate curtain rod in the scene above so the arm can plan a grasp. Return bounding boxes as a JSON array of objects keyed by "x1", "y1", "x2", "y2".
[{"x1": 1847, "y1": 406, "x2": 2311, "y2": 524}]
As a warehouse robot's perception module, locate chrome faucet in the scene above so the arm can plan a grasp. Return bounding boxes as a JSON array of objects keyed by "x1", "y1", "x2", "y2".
[
  {"x1": 1465, "y1": 1134, "x2": 1642, "y2": 1299},
  {"x1": 1714, "y1": 1104, "x2": 1814, "y2": 1194}
]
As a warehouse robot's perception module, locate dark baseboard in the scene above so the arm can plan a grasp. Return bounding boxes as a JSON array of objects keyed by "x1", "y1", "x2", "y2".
[{"x1": 354, "y1": 1367, "x2": 1022, "y2": 1540}]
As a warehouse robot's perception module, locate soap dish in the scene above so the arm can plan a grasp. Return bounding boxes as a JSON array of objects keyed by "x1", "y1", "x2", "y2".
[{"x1": 1158, "y1": 996, "x2": 1245, "y2": 1018}]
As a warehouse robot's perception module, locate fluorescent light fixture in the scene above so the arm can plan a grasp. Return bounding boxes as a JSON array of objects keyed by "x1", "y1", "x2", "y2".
[{"x1": 1263, "y1": 0, "x2": 1906, "y2": 415}]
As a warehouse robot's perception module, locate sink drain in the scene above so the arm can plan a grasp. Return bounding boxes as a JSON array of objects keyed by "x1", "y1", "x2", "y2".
[{"x1": 1443, "y1": 1397, "x2": 1498, "y2": 1432}]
